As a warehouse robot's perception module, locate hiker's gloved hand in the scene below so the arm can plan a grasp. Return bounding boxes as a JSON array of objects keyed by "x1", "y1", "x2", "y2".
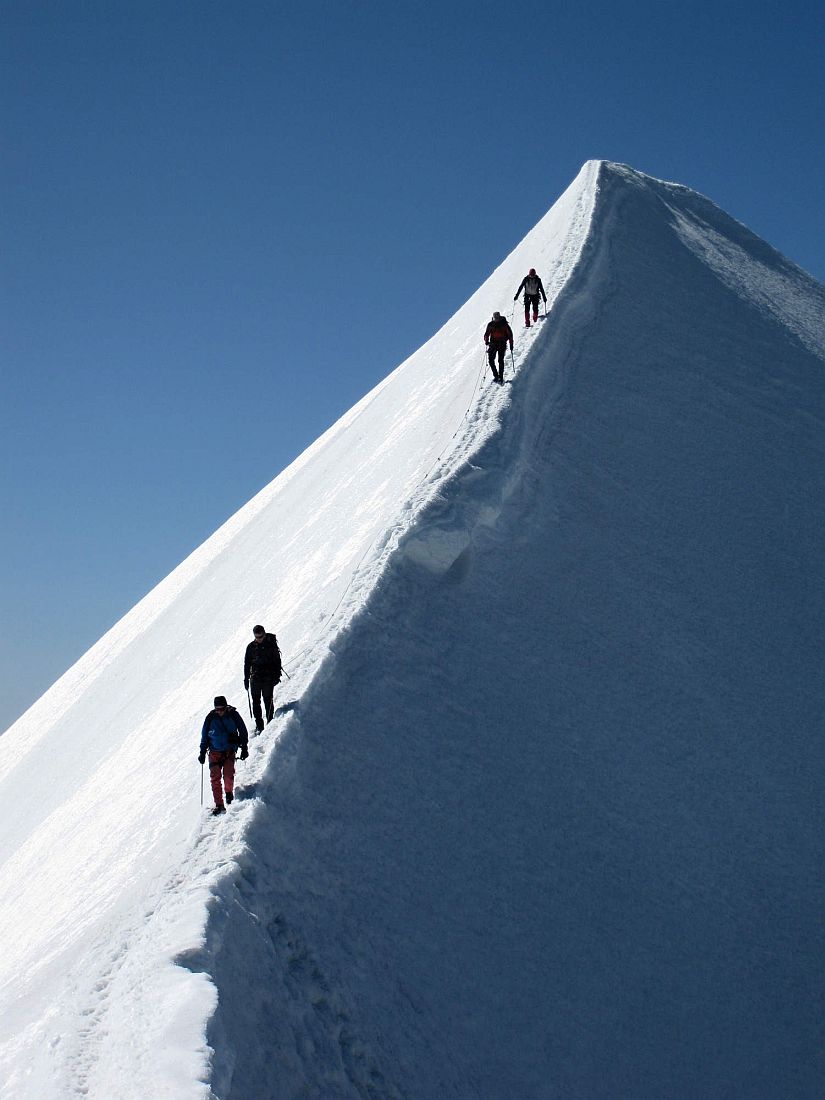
[
  {"x1": 240, "y1": 748, "x2": 249, "y2": 760},
  {"x1": 198, "y1": 752, "x2": 206, "y2": 765}
]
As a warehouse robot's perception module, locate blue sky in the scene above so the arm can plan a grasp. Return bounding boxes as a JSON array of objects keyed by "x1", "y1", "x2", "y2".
[{"x1": 2, "y1": 0, "x2": 824, "y2": 730}]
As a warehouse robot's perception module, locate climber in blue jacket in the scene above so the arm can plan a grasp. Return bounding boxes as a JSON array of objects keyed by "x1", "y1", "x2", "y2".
[{"x1": 198, "y1": 696, "x2": 248, "y2": 815}]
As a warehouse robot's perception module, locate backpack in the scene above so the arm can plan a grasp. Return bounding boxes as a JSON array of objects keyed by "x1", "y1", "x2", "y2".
[{"x1": 250, "y1": 633, "x2": 282, "y2": 679}]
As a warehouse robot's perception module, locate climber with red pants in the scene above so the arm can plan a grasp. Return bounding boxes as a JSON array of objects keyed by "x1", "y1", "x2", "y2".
[
  {"x1": 514, "y1": 268, "x2": 547, "y2": 327},
  {"x1": 198, "y1": 696, "x2": 249, "y2": 815}
]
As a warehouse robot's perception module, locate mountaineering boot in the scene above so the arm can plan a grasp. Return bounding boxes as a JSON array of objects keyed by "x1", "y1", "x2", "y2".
[
  {"x1": 212, "y1": 805, "x2": 226, "y2": 816},
  {"x1": 226, "y1": 791, "x2": 234, "y2": 805}
]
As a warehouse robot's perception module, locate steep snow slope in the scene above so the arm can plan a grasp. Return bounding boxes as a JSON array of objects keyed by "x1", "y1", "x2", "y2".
[
  {"x1": 203, "y1": 166, "x2": 825, "y2": 1099},
  {"x1": 3, "y1": 161, "x2": 824, "y2": 1099},
  {"x1": 0, "y1": 166, "x2": 599, "y2": 1098}
]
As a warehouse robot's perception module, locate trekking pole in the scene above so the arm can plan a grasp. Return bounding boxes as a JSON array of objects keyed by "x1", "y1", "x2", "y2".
[
  {"x1": 246, "y1": 685, "x2": 253, "y2": 721},
  {"x1": 281, "y1": 667, "x2": 291, "y2": 681},
  {"x1": 511, "y1": 346, "x2": 515, "y2": 377},
  {"x1": 200, "y1": 760, "x2": 204, "y2": 806}
]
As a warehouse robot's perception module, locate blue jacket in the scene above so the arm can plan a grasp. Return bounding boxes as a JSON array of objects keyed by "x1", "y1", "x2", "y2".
[{"x1": 200, "y1": 707, "x2": 249, "y2": 755}]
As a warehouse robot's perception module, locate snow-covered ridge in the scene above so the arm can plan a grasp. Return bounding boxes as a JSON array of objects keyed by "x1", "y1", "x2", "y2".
[
  {"x1": 0, "y1": 162, "x2": 600, "y2": 773},
  {"x1": 0, "y1": 161, "x2": 601, "y2": 1098},
  {"x1": 4, "y1": 158, "x2": 824, "y2": 1098},
  {"x1": 606, "y1": 160, "x2": 825, "y2": 354},
  {"x1": 198, "y1": 161, "x2": 825, "y2": 1098}
]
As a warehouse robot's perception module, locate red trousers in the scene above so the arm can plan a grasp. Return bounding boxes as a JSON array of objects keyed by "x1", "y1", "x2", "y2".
[{"x1": 209, "y1": 749, "x2": 235, "y2": 808}]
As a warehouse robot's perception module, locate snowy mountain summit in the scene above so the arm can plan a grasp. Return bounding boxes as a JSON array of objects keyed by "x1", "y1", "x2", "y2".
[{"x1": 2, "y1": 162, "x2": 824, "y2": 1099}]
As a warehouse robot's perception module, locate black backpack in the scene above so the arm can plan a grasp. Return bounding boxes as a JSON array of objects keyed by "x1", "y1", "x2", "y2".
[{"x1": 250, "y1": 633, "x2": 282, "y2": 679}]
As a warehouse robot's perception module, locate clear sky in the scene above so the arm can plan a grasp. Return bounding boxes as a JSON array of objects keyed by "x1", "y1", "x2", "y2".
[{"x1": 2, "y1": 0, "x2": 824, "y2": 732}]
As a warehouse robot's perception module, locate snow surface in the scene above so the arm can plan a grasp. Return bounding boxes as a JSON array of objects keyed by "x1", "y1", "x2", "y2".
[{"x1": 2, "y1": 161, "x2": 825, "y2": 1098}]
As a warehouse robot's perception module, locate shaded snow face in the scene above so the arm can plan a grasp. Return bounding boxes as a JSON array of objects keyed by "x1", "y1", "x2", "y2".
[
  {"x1": 0, "y1": 166, "x2": 599, "y2": 1097},
  {"x1": 207, "y1": 167, "x2": 825, "y2": 1099},
  {"x1": 668, "y1": 206, "x2": 825, "y2": 357},
  {"x1": 3, "y1": 159, "x2": 825, "y2": 1099}
]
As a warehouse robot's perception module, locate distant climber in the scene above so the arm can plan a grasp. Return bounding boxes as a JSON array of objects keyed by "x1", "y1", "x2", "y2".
[
  {"x1": 198, "y1": 695, "x2": 249, "y2": 816},
  {"x1": 514, "y1": 268, "x2": 547, "y2": 326},
  {"x1": 484, "y1": 311, "x2": 514, "y2": 384},
  {"x1": 244, "y1": 624, "x2": 282, "y2": 732}
]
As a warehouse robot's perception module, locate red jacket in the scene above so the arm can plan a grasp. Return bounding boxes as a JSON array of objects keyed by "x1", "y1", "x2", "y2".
[{"x1": 484, "y1": 317, "x2": 513, "y2": 346}]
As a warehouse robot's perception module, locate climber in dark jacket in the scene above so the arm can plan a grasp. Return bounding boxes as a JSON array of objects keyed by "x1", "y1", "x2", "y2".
[
  {"x1": 483, "y1": 312, "x2": 514, "y2": 384},
  {"x1": 514, "y1": 268, "x2": 547, "y2": 326},
  {"x1": 243, "y1": 624, "x2": 282, "y2": 732},
  {"x1": 198, "y1": 696, "x2": 249, "y2": 815}
]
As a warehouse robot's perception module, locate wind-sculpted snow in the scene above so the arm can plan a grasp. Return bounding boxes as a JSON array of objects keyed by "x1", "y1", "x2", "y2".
[
  {"x1": 667, "y1": 208, "x2": 825, "y2": 358},
  {"x1": 0, "y1": 166, "x2": 598, "y2": 1097},
  {"x1": 203, "y1": 165, "x2": 825, "y2": 1099},
  {"x1": 2, "y1": 161, "x2": 825, "y2": 1099}
]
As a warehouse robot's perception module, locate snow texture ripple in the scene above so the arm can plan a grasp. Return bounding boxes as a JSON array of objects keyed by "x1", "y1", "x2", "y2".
[{"x1": 2, "y1": 161, "x2": 825, "y2": 1099}]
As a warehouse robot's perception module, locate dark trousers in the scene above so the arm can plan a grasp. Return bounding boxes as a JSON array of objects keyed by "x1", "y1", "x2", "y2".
[
  {"x1": 250, "y1": 674, "x2": 278, "y2": 729},
  {"x1": 487, "y1": 340, "x2": 507, "y2": 378},
  {"x1": 523, "y1": 292, "x2": 543, "y2": 321}
]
